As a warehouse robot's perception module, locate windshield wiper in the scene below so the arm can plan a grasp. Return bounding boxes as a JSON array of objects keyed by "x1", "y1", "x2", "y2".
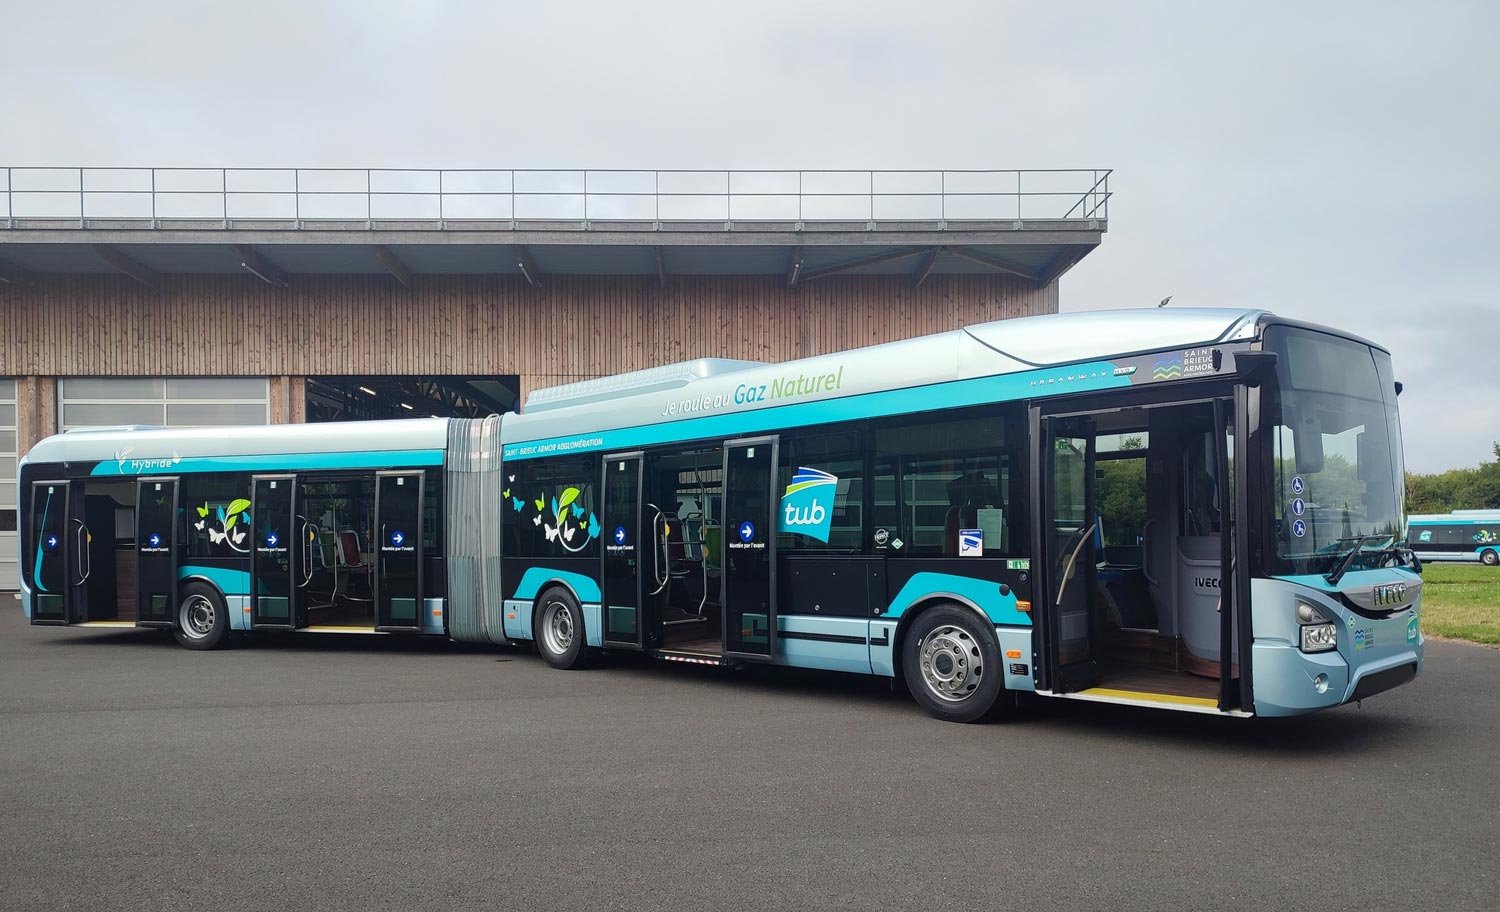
[{"x1": 1325, "y1": 534, "x2": 1390, "y2": 586}]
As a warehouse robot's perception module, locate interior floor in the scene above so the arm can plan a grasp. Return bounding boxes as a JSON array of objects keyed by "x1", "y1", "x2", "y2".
[
  {"x1": 1094, "y1": 663, "x2": 1223, "y2": 701},
  {"x1": 663, "y1": 635, "x2": 723, "y2": 657}
]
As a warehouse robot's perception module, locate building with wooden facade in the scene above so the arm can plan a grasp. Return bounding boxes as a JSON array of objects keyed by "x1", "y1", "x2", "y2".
[{"x1": 0, "y1": 168, "x2": 1111, "y2": 588}]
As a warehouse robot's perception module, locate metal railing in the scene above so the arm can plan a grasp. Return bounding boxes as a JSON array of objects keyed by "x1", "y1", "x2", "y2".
[{"x1": 0, "y1": 168, "x2": 1110, "y2": 229}]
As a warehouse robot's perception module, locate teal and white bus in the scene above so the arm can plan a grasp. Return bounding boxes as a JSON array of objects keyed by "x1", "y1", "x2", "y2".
[
  {"x1": 17, "y1": 308, "x2": 1423, "y2": 721},
  {"x1": 1407, "y1": 510, "x2": 1500, "y2": 565}
]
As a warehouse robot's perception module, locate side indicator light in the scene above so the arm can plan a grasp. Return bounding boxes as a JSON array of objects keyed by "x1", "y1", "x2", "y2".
[
  {"x1": 507, "y1": 612, "x2": 516, "y2": 620},
  {"x1": 243, "y1": 607, "x2": 252, "y2": 613},
  {"x1": 1016, "y1": 600, "x2": 1032, "y2": 613},
  {"x1": 432, "y1": 609, "x2": 442, "y2": 617},
  {"x1": 1005, "y1": 649, "x2": 1022, "y2": 659}
]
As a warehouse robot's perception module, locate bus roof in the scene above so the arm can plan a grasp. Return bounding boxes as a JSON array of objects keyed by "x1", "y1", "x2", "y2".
[
  {"x1": 22, "y1": 417, "x2": 450, "y2": 468},
  {"x1": 504, "y1": 307, "x2": 1268, "y2": 446},
  {"x1": 1408, "y1": 511, "x2": 1500, "y2": 524}
]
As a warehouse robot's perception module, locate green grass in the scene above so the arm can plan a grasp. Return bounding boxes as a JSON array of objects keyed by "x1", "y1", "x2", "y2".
[{"x1": 1420, "y1": 562, "x2": 1500, "y2": 645}]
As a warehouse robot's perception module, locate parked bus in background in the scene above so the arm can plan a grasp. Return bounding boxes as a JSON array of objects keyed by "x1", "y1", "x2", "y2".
[
  {"x1": 17, "y1": 308, "x2": 1423, "y2": 722},
  {"x1": 1407, "y1": 510, "x2": 1500, "y2": 565}
]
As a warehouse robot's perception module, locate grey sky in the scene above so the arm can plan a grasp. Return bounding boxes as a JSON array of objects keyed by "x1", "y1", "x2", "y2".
[{"x1": 2, "y1": 0, "x2": 1495, "y2": 472}]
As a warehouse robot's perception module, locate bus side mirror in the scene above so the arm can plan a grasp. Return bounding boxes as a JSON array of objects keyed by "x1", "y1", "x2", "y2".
[{"x1": 1232, "y1": 350, "x2": 1278, "y2": 388}]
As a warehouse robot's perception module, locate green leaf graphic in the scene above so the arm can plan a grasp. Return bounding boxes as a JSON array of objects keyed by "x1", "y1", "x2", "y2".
[
  {"x1": 227, "y1": 499, "x2": 251, "y2": 516},
  {"x1": 559, "y1": 487, "x2": 580, "y2": 511}
]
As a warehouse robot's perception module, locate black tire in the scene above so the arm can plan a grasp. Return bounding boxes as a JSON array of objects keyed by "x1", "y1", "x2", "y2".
[
  {"x1": 1482, "y1": 549, "x2": 1499, "y2": 567},
  {"x1": 901, "y1": 604, "x2": 1006, "y2": 723},
  {"x1": 174, "y1": 581, "x2": 230, "y2": 650},
  {"x1": 534, "y1": 587, "x2": 591, "y2": 669}
]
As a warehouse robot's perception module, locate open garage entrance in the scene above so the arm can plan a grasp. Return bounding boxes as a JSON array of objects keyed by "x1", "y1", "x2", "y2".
[{"x1": 306, "y1": 375, "x2": 520, "y2": 422}]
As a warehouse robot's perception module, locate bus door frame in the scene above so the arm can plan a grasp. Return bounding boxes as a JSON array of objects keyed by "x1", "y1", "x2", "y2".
[
  {"x1": 720, "y1": 435, "x2": 779, "y2": 663},
  {"x1": 135, "y1": 476, "x2": 180, "y2": 628},
  {"x1": 374, "y1": 470, "x2": 426, "y2": 632},
  {"x1": 1031, "y1": 379, "x2": 1247, "y2": 702},
  {"x1": 600, "y1": 451, "x2": 646, "y2": 650},
  {"x1": 250, "y1": 474, "x2": 303, "y2": 629},
  {"x1": 27, "y1": 478, "x2": 75, "y2": 625}
]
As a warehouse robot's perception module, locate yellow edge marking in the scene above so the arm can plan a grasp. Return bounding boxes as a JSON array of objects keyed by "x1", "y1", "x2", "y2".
[
  {"x1": 1077, "y1": 687, "x2": 1219, "y2": 708},
  {"x1": 303, "y1": 625, "x2": 379, "y2": 634},
  {"x1": 76, "y1": 621, "x2": 137, "y2": 628}
]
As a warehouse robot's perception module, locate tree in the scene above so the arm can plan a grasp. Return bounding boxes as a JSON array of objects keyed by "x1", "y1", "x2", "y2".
[{"x1": 1405, "y1": 442, "x2": 1500, "y2": 512}]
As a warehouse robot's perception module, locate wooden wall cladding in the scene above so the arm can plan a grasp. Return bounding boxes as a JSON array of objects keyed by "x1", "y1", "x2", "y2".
[{"x1": 0, "y1": 274, "x2": 1057, "y2": 388}]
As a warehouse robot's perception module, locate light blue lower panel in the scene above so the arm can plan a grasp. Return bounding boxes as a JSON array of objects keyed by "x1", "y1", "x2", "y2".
[
  {"x1": 583, "y1": 603, "x2": 602, "y2": 648},
  {"x1": 227, "y1": 595, "x2": 251, "y2": 631},
  {"x1": 503, "y1": 599, "x2": 533, "y2": 641},
  {"x1": 995, "y1": 626, "x2": 1035, "y2": 692},
  {"x1": 870, "y1": 620, "x2": 896, "y2": 677},
  {"x1": 776, "y1": 615, "x2": 871, "y2": 675},
  {"x1": 423, "y1": 598, "x2": 445, "y2": 635}
]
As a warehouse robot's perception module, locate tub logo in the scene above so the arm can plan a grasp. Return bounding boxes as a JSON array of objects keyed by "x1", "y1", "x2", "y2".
[{"x1": 779, "y1": 467, "x2": 838, "y2": 542}]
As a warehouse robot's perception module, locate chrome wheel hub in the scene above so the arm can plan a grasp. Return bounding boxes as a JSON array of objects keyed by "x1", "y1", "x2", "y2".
[
  {"x1": 919, "y1": 624, "x2": 983, "y2": 703},
  {"x1": 180, "y1": 595, "x2": 215, "y2": 639},
  {"x1": 541, "y1": 601, "x2": 574, "y2": 656}
]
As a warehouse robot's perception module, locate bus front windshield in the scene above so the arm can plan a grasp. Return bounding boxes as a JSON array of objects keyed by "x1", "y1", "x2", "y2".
[{"x1": 1265, "y1": 326, "x2": 1407, "y2": 578}]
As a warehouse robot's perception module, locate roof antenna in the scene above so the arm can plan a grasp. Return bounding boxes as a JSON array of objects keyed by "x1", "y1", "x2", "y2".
[{"x1": 1158, "y1": 295, "x2": 1172, "y2": 308}]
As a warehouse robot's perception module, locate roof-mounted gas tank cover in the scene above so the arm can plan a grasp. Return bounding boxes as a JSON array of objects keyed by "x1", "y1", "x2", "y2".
[
  {"x1": 962, "y1": 307, "x2": 1265, "y2": 367},
  {"x1": 523, "y1": 357, "x2": 765, "y2": 413}
]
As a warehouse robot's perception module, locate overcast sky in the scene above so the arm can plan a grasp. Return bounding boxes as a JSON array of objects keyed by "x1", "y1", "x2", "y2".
[{"x1": 2, "y1": 1, "x2": 1495, "y2": 472}]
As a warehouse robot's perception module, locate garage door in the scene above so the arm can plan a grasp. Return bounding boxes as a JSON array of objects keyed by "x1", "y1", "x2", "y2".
[{"x1": 1, "y1": 379, "x2": 16, "y2": 591}]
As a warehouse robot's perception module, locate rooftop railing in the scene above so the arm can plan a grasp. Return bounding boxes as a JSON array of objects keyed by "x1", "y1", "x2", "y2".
[{"x1": 0, "y1": 168, "x2": 1110, "y2": 230}]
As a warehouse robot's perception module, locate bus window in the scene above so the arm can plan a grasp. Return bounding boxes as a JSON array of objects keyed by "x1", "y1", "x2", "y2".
[{"x1": 776, "y1": 430, "x2": 863, "y2": 553}]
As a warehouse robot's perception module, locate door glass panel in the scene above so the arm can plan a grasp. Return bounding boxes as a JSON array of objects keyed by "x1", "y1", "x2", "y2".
[
  {"x1": 722, "y1": 441, "x2": 776, "y2": 659},
  {"x1": 1049, "y1": 424, "x2": 1093, "y2": 668},
  {"x1": 252, "y1": 477, "x2": 295, "y2": 625},
  {"x1": 376, "y1": 473, "x2": 423, "y2": 627},
  {"x1": 136, "y1": 479, "x2": 177, "y2": 623},
  {"x1": 602, "y1": 456, "x2": 643, "y2": 645},
  {"x1": 30, "y1": 482, "x2": 69, "y2": 621}
]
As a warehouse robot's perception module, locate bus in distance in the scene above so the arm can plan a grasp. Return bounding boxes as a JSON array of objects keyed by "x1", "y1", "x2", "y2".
[
  {"x1": 17, "y1": 307, "x2": 1423, "y2": 721},
  {"x1": 1407, "y1": 510, "x2": 1500, "y2": 565}
]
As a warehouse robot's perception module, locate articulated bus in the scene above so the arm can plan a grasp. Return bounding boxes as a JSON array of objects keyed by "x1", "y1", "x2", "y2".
[
  {"x1": 1407, "y1": 510, "x2": 1500, "y2": 565},
  {"x1": 17, "y1": 308, "x2": 1423, "y2": 721}
]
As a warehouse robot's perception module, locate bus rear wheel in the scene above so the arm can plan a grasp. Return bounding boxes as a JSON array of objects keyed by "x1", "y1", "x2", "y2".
[
  {"x1": 1482, "y1": 549, "x2": 1499, "y2": 566},
  {"x1": 174, "y1": 582, "x2": 229, "y2": 650},
  {"x1": 534, "y1": 587, "x2": 591, "y2": 669},
  {"x1": 901, "y1": 604, "x2": 1006, "y2": 723}
]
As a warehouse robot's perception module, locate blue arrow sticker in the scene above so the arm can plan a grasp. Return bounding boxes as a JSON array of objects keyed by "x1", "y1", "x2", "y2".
[
  {"x1": 613, "y1": 525, "x2": 627, "y2": 544},
  {"x1": 390, "y1": 530, "x2": 406, "y2": 547},
  {"x1": 45, "y1": 534, "x2": 59, "y2": 550},
  {"x1": 738, "y1": 521, "x2": 756, "y2": 543},
  {"x1": 265, "y1": 532, "x2": 279, "y2": 548},
  {"x1": 147, "y1": 533, "x2": 162, "y2": 548}
]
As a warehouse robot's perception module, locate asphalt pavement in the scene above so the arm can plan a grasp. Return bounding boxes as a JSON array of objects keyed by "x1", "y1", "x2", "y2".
[{"x1": 1, "y1": 605, "x2": 1495, "y2": 912}]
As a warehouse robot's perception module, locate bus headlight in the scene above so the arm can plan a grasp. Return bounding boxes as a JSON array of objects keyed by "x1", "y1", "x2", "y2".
[{"x1": 1296, "y1": 600, "x2": 1338, "y2": 653}]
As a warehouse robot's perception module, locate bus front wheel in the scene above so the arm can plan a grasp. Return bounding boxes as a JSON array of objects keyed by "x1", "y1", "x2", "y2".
[
  {"x1": 174, "y1": 582, "x2": 230, "y2": 650},
  {"x1": 901, "y1": 604, "x2": 1006, "y2": 723}
]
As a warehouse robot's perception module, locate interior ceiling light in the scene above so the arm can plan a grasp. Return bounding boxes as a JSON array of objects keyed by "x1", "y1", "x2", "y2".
[{"x1": 359, "y1": 386, "x2": 377, "y2": 396}]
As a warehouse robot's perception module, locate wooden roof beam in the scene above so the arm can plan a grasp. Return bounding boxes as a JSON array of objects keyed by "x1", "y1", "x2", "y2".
[{"x1": 91, "y1": 245, "x2": 158, "y2": 288}]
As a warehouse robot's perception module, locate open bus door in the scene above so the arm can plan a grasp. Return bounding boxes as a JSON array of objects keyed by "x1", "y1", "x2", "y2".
[
  {"x1": 135, "y1": 477, "x2": 179, "y2": 627},
  {"x1": 721, "y1": 436, "x2": 778, "y2": 662},
  {"x1": 251, "y1": 475, "x2": 301, "y2": 629},
  {"x1": 601, "y1": 452, "x2": 646, "y2": 650},
  {"x1": 28, "y1": 480, "x2": 73, "y2": 624},
  {"x1": 1041, "y1": 416, "x2": 1099, "y2": 691},
  {"x1": 375, "y1": 470, "x2": 425, "y2": 631}
]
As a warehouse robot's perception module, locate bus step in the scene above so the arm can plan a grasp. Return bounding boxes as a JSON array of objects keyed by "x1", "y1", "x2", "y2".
[{"x1": 657, "y1": 650, "x2": 729, "y2": 667}]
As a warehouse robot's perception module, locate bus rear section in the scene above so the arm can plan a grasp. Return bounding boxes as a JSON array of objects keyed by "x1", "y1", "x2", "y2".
[{"x1": 17, "y1": 419, "x2": 468, "y2": 647}]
